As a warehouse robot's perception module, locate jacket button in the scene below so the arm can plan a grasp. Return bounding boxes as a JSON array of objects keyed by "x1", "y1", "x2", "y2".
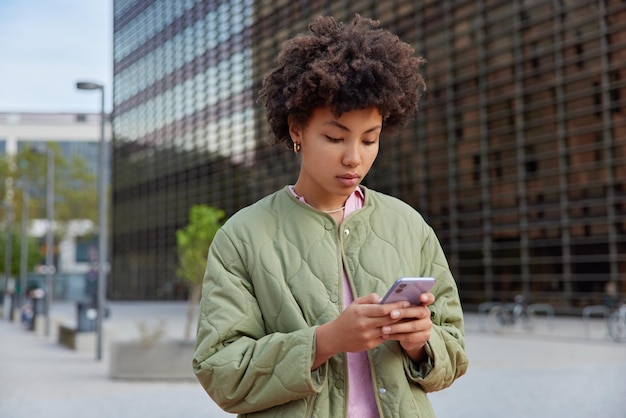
[
  {"x1": 335, "y1": 380, "x2": 344, "y2": 389},
  {"x1": 343, "y1": 229, "x2": 350, "y2": 236},
  {"x1": 378, "y1": 387, "x2": 387, "y2": 395},
  {"x1": 330, "y1": 294, "x2": 339, "y2": 303}
]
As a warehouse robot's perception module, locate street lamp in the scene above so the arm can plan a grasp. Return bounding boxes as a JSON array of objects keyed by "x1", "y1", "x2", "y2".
[
  {"x1": 14, "y1": 181, "x2": 31, "y2": 311},
  {"x1": 76, "y1": 81, "x2": 107, "y2": 361},
  {"x1": 1, "y1": 200, "x2": 13, "y2": 319},
  {"x1": 42, "y1": 148, "x2": 55, "y2": 337},
  {"x1": 19, "y1": 185, "x2": 29, "y2": 310},
  {"x1": 26, "y1": 147, "x2": 56, "y2": 335}
]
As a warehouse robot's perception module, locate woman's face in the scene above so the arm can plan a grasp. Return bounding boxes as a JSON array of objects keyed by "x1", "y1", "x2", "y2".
[{"x1": 289, "y1": 106, "x2": 382, "y2": 210}]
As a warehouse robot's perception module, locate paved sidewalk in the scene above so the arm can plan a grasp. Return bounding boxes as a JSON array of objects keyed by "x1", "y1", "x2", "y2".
[
  {"x1": 0, "y1": 301, "x2": 232, "y2": 418},
  {"x1": 0, "y1": 301, "x2": 624, "y2": 418},
  {"x1": 431, "y1": 316, "x2": 626, "y2": 418}
]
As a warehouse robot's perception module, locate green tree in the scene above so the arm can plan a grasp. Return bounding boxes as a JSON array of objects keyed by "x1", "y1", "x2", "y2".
[
  {"x1": 0, "y1": 144, "x2": 99, "y2": 284},
  {"x1": 0, "y1": 157, "x2": 8, "y2": 200},
  {"x1": 0, "y1": 232, "x2": 41, "y2": 290},
  {"x1": 13, "y1": 144, "x2": 98, "y2": 224},
  {"x1": 176, "y1": 205, "x2": 226, "y2": 340}
]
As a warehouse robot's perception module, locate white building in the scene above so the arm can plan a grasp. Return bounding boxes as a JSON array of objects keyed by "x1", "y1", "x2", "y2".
[{"x1": 0, "y1": 112, "x2": 111, "y2": 279}]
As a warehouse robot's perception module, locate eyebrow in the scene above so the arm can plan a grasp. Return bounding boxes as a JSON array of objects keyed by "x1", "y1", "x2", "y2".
[{"x1": 324, "y1": 120, "x2": 382, "y2": 134}]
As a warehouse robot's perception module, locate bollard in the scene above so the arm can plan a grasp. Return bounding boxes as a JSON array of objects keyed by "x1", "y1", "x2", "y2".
[{"x1": 76, "y1": 302, "x2": 98, "y2": 332}]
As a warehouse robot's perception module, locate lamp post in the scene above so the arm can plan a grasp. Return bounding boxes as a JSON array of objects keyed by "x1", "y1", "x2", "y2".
[
  {"x1": 27, "y1": 147, "x2": 54, "y2": 334},
  {"x1": 17, "y1": 182, "x2": 30, "y2": 310},
  {"x1": 2, "y1": 152, "x2": 18, "y2": 319},
  {"x1": 43, "y1": 148, "x2": 54, "y2": 337},
  {"x1": 76, "y1": 81, "x2": 107, "y2": 361},
  {"x1": 1, "y1": 200, "x2": 13, "y2": 319}
]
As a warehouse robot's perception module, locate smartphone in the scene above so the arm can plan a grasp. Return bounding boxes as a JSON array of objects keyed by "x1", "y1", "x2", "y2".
[{"x1": 379, "y1": 277, "x2": 436, "y2": 305}]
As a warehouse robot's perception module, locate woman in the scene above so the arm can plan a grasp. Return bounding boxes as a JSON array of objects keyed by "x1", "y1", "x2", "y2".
[{"x1": 193, "y1": 15, "x2": 468, "y2": 418}]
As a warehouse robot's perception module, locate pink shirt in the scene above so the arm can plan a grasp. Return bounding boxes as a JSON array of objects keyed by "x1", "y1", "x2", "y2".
[{"x1": 289, "y1": 186, "x2": 379, "y2": 418}]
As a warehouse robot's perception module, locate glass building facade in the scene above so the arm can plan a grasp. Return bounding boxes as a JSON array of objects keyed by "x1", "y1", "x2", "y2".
[{"x1": 112, "y1": 0, "x2": 625, "y2": 313}]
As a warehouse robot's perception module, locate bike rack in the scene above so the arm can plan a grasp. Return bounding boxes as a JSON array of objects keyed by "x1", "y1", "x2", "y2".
[
  {"x1": 581, "y1": 305, "x2": 610, "y2": 338},
  {"x1": 477, "y1": 301, "x2": 502, "y2": 331},
  {"x1": 478, "y1": 301, "x2": 555, "y2": 331},
  {"x1": 527, "y1": 303, "x2": 555, "y2": 329}
]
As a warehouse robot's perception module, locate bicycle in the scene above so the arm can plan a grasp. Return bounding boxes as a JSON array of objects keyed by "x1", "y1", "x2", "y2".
[
  {"x1": 607, "y1": 302, "x2": 626, "y2": 343},
  {"x1": 486, "y1": 294, "x2": 533, "y2": 332}
]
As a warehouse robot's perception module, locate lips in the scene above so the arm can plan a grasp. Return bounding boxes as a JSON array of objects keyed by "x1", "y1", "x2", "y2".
[
  {"x1": 338, "y1": 173, "x2": 360, "y2": 180},
  {"x1": 337, "y1": 173, "x2": 361, "y2": 186}
]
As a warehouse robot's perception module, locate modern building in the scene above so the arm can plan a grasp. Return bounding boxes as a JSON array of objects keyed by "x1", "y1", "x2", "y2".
[
  {"x1": 0, "y1": 112, "x2": 110, "y2": 298},
  {"x1": 111, "y1": 0, "x2": 625, "y2": 313}
]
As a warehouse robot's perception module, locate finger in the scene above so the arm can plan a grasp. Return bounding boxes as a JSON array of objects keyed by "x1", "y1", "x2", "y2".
[
  {"x1": 382, "y1": 330, "x2": 431, "y2": 345},
  {"x1": 381, "y1": 317, "x2": 432, "y2": 338},
  {"x1": 394, "y1": 304, "x2": 431, "y2": 318},
  {"x1": 355, "y1": 293, "x2": 384, "y2": 305},
  {"x1": 419, "y1": 292, "x2": 435, "y2": 306},
  {"x1": 359, "y1": 295, "x2": 410, "y2": 315}
]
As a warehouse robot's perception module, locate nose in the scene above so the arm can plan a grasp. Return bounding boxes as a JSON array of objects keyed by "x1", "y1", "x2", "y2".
[{"x1": 342, "y1": 142, "x2": 361, "y2": 167}]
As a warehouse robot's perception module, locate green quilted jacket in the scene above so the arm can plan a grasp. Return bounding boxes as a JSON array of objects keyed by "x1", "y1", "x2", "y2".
[{"x1": 193, "y1": 186, "x2": 468, "y2": 417}]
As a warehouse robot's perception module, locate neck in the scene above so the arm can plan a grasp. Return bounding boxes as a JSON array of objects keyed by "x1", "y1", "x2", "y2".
[{"x1": 290, "y1": 185, "x2": 346, "y2": 214}]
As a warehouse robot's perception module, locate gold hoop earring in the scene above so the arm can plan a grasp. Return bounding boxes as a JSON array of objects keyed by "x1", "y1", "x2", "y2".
[{"x1": 293, "y1": 142, "x2": 301, "y2": 154}]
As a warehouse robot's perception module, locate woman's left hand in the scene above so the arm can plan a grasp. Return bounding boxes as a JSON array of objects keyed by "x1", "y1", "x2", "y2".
[{"x1": 380, "y1": 292, "x2": 435, "y2": 363}]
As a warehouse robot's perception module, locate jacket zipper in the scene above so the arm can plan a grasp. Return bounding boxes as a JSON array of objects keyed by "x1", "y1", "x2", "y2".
[{"x1": 305, "y1": 393, "x2": 318, "y2": 417}]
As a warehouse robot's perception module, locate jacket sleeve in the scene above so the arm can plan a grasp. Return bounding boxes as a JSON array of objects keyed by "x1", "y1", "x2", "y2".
[
  {"x1": 192, "y1": 228, "x2": 327, "y2": 414},
  {"x1": 404, "y1": 226, "x2": 469, "y2": 392}
]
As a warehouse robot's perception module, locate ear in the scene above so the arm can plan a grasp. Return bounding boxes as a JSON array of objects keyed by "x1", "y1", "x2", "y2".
[{"x1": 288, "y1": 115, "x2": 303, "y2": 142}]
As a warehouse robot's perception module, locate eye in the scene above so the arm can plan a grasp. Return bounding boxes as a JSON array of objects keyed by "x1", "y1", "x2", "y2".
[
  {"x1": 362, "y1": 138, "x2": 378, "y2": 145},
  {"x1": 325, "y1": 135, "x2": 342, "y2": 143}
]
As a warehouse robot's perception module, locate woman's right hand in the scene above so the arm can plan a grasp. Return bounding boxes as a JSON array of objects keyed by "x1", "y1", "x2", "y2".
[{"x1": 312, "y1": 293, "x2": 409, "y2": 369}]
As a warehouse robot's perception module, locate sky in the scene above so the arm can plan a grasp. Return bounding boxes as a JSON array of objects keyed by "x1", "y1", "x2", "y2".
[{"x1": 0, "y1": 0, "x2": 113, "y2": 113}]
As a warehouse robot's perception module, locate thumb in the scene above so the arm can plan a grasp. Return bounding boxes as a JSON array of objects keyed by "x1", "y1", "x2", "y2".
[{"x1": 419, "y1": 292, "x2": 435, "y2": 306}]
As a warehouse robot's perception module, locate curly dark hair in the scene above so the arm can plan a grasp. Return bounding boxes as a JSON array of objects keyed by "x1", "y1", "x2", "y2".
[{"x1": 258, "y1": 14, "x2": 426, "y2": 148}]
